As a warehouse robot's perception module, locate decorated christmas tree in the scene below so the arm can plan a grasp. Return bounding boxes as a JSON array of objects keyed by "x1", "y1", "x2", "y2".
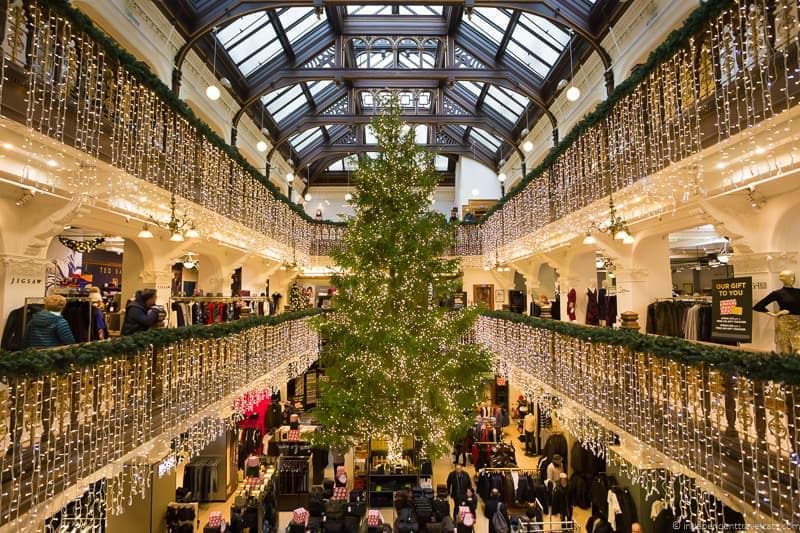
[
  {"x1": 287, "y1": 280, "x2": 306, "y2": 312},
  {"x1": 313, "y1": 100, "x2": 491, "y2": 460}
]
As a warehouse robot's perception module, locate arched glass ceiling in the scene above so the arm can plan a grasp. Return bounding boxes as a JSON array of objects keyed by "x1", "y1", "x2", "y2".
[{"x1": 159, "y1": 0, "x2": 624, "y2": 182}]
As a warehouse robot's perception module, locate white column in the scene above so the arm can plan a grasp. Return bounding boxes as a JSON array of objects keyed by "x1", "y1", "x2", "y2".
[{"x1": 138, "y1": 270, "x2": 173, "y2": 307}]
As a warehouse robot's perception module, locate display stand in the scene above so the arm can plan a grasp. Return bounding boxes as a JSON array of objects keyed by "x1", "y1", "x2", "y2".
[
  {"x1": 277, "y1": 443, "x2": 311, "y2": 511},
  {"x1": 166, "y1": 502, "x2": 199, "y2": 532},
  {"x1": 231, "y1": 466, "x2": 277, "y2": 533},
  {"x1": 367, "y1": 437, "x2": 419, "y2": 508}
]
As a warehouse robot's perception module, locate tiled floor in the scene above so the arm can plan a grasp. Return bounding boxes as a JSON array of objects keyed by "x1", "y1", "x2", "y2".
[{"x1": 196, "y1": 422, "x2": 588, "y2": 532}]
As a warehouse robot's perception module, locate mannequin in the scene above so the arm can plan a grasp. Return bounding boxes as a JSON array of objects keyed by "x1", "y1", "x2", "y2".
[
  {"x1": 586, "y1": 282, "x2": 600, "y2": 326},
  {"x1": 753, "y1": 270, "x2": 800, "y2": 353}
]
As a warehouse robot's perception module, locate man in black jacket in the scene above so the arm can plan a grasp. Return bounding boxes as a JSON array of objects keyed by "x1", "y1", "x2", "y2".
[
  {"x1": 446, "y1": 465, "x2": 472, "y2": 518},
  {"x1": 121, "y1": 289, "x2": 163, "y2": 335}
]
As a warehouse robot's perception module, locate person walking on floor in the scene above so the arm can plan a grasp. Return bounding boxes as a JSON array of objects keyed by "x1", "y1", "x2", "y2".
[
  {"x1": 447, "y1": 464, "x2": 472, "y2": 520},
  {"x1": 25, "y1": 295, "x2": 75, "y2": 347},
  {"x1": 485, "y1": 488, "x2": 501, "y2": 533}
]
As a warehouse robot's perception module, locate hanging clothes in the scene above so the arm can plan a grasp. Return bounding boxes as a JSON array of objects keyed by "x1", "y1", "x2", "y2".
[
  {"x1": 605, "y1": 294, "x2": 617, "y2": 327},
  {"x1": 586, "y1": 289, "x2": 600, "y2": 326},
  {"x1": 551, "y1": 294, "x2": 561, "y2": 320},
  {"x1": 567, "y1": 289, "x2": 577, "y2": 321}
]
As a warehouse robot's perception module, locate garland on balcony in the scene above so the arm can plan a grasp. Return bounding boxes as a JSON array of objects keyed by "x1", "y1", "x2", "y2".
[
  {"x1": 38, "y1": 0, "x2": 343, "y2": 227},
  {"x1": 465, "y1": 0, "x2": 734, "y2": 224},
  {"x1": 0, "y1": 308, "x2": 323, "y2": 378},
  {"x1": 483, "y1": 310, "x2": 800, "y2": 385}
]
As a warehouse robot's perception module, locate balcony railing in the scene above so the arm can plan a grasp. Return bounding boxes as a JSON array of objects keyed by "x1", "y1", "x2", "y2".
[
  {"x1": 476, "y1": 311, "x2": 800, "y2": 528},
  {"x1": 0, "y1": 311, "x2": 320, "y2": 531}
]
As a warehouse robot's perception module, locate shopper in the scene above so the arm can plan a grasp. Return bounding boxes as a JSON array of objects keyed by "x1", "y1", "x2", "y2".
[
  {"x1": 490, "y1": 501, "x2": 510, "y2": 533},
  {"x1": 551, "y1": 472, "x2": 573, "y2": 523},
  {"x1": 121, "y1": 289, "x2": 164, "y2": 335},
  {"x1": 547, "y1": 454, "x2": 564, "y2": 485},
  {"x1": 88, "y1": 287, "x2": 108, "y2": 340},
  {"x1": 484, "y1": 488, "x2": 501, "y2": 532},
  {"x1": 458, "y1": 487, "x2": 478, "y2": 519},
  {"x1": 25, "y1": 295, "x2": 75, "y2": 348},
  {"x1": 446, "y1": 464, "x2": 471, "y2": 514},
  {"x1": 523, "y1": 410, "x2": 536, "y2": 455},
  {"x1": 453, "y1": 436, "x2": 467, "y2": 466}
]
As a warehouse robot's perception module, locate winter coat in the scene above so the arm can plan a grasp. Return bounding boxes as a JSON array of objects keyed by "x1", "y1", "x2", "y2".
[
  {"x1": 25, "y1": 311, "x2": 75, "y2": 347},
  {"x1": 121, "y1": 294, "x2": 161, "y2": 335}
]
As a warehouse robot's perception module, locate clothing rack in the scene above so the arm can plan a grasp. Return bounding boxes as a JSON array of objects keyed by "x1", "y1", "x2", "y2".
[
  {"x1": 479, "y1": 467, "x2": 537, "y2": 472},
  {"x1": 655, "y1": 296, "x2": 711, "y2": 302},
  {"x1": 22, "y1": 296, "x2": 93, "y2": 341},
  {"x1": 516, "y1": 520, "x2": 577, "y2": 533}
]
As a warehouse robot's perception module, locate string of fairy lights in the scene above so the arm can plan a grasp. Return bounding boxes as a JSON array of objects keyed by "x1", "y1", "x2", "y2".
[
  {"x1": 0, "y1": 318, "x2": 319, "y2": 532},
  {"x1": 476, "y1": 315, "x2": 799, "y2": 528}
]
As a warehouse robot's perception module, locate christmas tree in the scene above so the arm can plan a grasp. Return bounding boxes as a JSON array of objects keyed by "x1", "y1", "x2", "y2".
[
  {"x1": 287, "y1": 280, "x2": 306, "y2": 312},
  {"x1": 313, "y1": 100, "x2": 491, "y2": 460}
]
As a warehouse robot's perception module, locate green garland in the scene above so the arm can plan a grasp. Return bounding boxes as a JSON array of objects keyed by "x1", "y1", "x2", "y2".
[
  {"x1": 0, "y1": 308, "x2": 323, "y2": 378},
  {"x1": 483, "y1": 310, "x2": 800, "y2": 385},
  {"x1": 38, "y1": 0, "x2": 342, "y2": 228},
  {"x1": 465, "y1": 0, "x2": 734, "y2": 225}
]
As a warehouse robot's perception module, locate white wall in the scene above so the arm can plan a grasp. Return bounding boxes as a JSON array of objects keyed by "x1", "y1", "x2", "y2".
[
  {"x1": 305, "y1": 186, "x2": 456, "y2": 220},
  {"x1": 454, "y1": 158, "x2": 501, "y2": 216}
]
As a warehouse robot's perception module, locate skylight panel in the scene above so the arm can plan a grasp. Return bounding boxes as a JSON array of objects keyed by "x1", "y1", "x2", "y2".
[
  {"x1": 414, "y1": 125, "x2": 428, "y2": 144},
  {"x1": 399, "y1": 6, "x2": 443, "y2": 15},
  {"x1": 217, "y1": 12, "x2": 283, "y2": 76},
  {"x1": 327, "y1": 157, "x2": 358, "y2": 171},
  {"x1": 308, "y1": 79, "x2": 333, "y2": 98},
  {"x1": 504, "y1": 14, "x2": 570, "y2": 78},
  {"x1": 483, "y1": 85, "x2": 528, "y2": 119},
  {"x1": 263, "y1": 84, "x2": 306, "y2": 123},
  {"x1": 290, "y1": 128, "x2": 324, "y2": 152},
  {"x1": 456, "y1": 81, "x2": 484, "y2": 100},
  {"x1": 280, "y1": 8, "x2": 327, "y2": 43},
  {"x1": 434, "y1": 155, "x2": 449, "y2": 171},
  {"x1": 462, "y1": 8, "x2": 511, "y2": 49},
  {"x1": 365, "y1": 125, "x2": 377, "y2": 144},
  {"x1": 346, "y1": 5, "x2": 392, "y2": 15},
  {"x1": 470, "y1": 127, "x2": 502, "y2": 151}
]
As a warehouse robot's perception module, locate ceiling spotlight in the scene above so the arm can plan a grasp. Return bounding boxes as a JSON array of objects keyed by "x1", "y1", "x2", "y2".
[
  {"x1": 566, "y1": 85, "x2": 581, "y2": 102},
  {"x1": 623, "y1": 233, "x2": 635, "y2": 245},
  {"x1": 184, "y1": 225, "x2": 199, "y2": 239},
  {"x1": 583, "y1": 232, "x2": 597, "y2": 245},
  {"x1": 183, "y1": 259, "x2": 196, "y2": 269},
  {"x1": 498, "y1": 158, "x2": 506, "y2": 166},
  {"x1": 754, "y1": 145, "x2": 766, "y2": 155},
  {"x1": 46, "y1": 159, "x2": 58, "y2": 168},
  {"x1": 206, "y1": 84, "x2": 221, "y2": 101},
  {"x1": 715, "y1": 161, "x2": 727, "y2": 170},
  {"x1": 557, "y1": 79, "x2": 568, "y2": 90},
  {"x1": 471, "y1": 188, "x2": 480, "y2": 197},
  {"x1": 520, "y1": 127, "x2": 529, "y2": 137},
  {"x1": 287, "y1": 158, "x2": 294, "y2": 167},
  {"x1": 261, "y1": 127, "x2": 270, "y2": 136},
  {"x1": 286, "y1": 172, "x2": 294, "y2": 182},
  {"x1": 220, "y1": 77, "x2": 232, "y2": 89},
  {"x1": 137, "y1": 224, "x2": 154, "y2": 239},
  {"x1": 523, "y1": 141, "x2": 533, "y2": 152},
  {"x1": 498, "y1": 173, "x2": 507, "y2": 183},
  {"x1": 595, "y1": 258, "x2": 605, "y2": 269},
  {"x1": 304, "y1": 193, "x2": 312, "y2": 201},
  {"x1": 170, "y1": 232, "x2": 185, "y2": 242},
  {"x1": 2, "y1": 142, "x2": 12, "y2": 149},
  {"x1": 345, "y1": 192, "x2": 353, "y2": 201},
  {"x1": 256, "y1": 140, "x2": 268, "y2": 152}
]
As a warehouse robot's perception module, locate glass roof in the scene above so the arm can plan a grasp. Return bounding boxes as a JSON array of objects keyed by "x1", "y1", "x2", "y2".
[
  {"x1": 217, "y1": 11, "x2": 282, "y2": 76},
  {"x1": 200, "y1": 0, "x2": 604, "y2": 174}
]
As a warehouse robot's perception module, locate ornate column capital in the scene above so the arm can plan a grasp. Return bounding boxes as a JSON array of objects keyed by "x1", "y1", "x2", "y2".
[{"x1": 138, "y1": 270, "x2": 173, "y2": 291}]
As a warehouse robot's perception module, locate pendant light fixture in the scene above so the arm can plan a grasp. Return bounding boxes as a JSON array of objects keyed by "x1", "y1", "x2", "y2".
[
  {"x1": 566, "y1": 30, "x2": 581, "y2": 102},
  {"x1": 521, "y1": 106, "x2": 532, "y2": 152},
  {"x1": 256, "y1": 106, "x2": 268, "y2": 152},
  {"x1": 206, "y1": 28, "x2": 221, "y2": 101}
]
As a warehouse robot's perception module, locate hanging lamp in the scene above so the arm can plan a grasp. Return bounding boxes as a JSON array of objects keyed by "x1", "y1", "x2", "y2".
[
  {"x1": 206, "y1": 28, "x2": 221, "y2": 101},
  {"x1": 566, "y1": 30, "x2": 581, "y2": 102}
]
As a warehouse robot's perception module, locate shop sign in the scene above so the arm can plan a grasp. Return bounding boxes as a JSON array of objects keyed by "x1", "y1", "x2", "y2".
[{"x1": 711, "y1": 277, "x2": 753, "y2": 342}]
